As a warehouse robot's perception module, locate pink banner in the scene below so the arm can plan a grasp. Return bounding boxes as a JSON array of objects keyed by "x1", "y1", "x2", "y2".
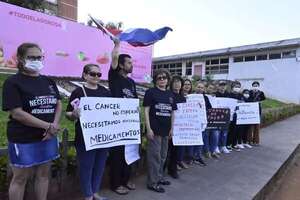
[{"x1": 0, "y1": 2, "x2": 153, "y2": 82}]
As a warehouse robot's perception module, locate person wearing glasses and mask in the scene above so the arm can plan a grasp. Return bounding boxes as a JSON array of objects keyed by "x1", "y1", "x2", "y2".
[
  {"x1": 144, "y1": 69, "x2": 177, "y2": 193},
  {"x1": 249, "y1": 81, "x2": 265, "y2": 145},
  {"x1": 66, "y1": 64, "x2": 110, "y2": 200},
  {"x1": 2, "y1": 43, "x2": 62, "y2": 200}
]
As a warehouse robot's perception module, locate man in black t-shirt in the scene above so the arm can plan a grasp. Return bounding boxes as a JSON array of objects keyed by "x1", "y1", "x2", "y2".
[{"x1": 108, "y1": 38, "x2": 138, "y2": 195}]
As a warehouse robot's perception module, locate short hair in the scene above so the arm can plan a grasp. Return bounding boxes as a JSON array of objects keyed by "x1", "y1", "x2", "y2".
[
  {"x1": 242, "y1": 89, "x2": 250, "y2": 94},
  {"x1": 152, "y1": 68, "x2": 171, "y2": 85},
  {"x1": 17, "y1": 43, "x2": 41, "y2": 70},
  {"x1": 183, "y1": 79, "x2": 193, "y2": 94},
  {"x1": 82, "y1": 63, "x2": 100, "y2": 80},
  {"x1": 118, "y1": 54, "x2": 131, "y2": 70},
  {"x1": 218, "y1": 81, "x2": 226, "y2": 86},
  {"x1": 170, "y1": 75, "x2": 184, "y2": 92},
  {"x1": 252, "y1": 81, "x2": 260, "y2": 86}
]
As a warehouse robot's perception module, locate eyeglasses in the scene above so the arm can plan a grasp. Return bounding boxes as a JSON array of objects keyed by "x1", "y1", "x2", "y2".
[
  {"x1": 26, "y1": 55, "x2": 44, "y2": 61},
  {"x1": 88, "y1": 72, "x2": 102, "y2": 77},
  {"x1": 156, "y1": 76, "x2": 167, "y2": 81}
]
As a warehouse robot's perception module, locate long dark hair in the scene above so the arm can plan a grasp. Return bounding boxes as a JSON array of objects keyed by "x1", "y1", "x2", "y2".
[
  {"x1": 183, "y1": 79, "x2": 193, "y2": 94},
  {"x1": 170, "y1": 75, "x2": 184, "y2": 93},
  {"x1": 16, "y1": 43, "x2": 41, "y2": 70}
]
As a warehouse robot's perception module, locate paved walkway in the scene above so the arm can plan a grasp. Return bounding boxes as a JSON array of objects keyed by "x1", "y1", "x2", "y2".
[{"x1": 80, "y1": 115, "x2": 300, "y2": 200}]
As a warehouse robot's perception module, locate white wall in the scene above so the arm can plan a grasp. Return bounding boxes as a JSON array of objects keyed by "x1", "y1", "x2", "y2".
[{"x1": 228, "y1": 56, "x2": 300, "y2": 104}]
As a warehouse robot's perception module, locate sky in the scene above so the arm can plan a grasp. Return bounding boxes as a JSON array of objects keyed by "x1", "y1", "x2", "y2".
[{"x1": 78, "y1": 0, "x2": 300, "y2": 57}]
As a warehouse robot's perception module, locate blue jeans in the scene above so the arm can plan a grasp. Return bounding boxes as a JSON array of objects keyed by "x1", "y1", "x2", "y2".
[
  {"x1": 76, "y1": 144, "x2": 108, "y2": 197},
  {"x1": 193, "y1": 145, "x2": 203, "y2": 159},
  {"x1": 219, "y1": 130, "x2": 228, "y2": 147},
  {"x1": 203, "y1": 130, "x2": 219, "y2": 153}
]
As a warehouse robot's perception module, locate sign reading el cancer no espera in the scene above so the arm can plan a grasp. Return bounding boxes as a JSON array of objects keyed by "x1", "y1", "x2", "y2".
[{"x1": 79, "y1": 97, "x2": 141, "y2": 150}]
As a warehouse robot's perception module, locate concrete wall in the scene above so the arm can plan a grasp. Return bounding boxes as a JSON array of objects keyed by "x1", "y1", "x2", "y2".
[{"x1": 228, "y1": 55, "x2": 300, "y2": 104}]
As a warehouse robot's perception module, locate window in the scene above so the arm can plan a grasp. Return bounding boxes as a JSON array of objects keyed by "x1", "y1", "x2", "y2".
[
  {"x1": 269, "y1": 53, "x2": 281, "y2": 60},
  {"x1": 244, "y1": 55, "x2": 255, "y2": 62},
  {"x1": 205, "y1": 58, "x2": 229, "y2": 75},
  {"x1": 256, "y1": 54, "x2": 268, "y2": 61},
  {"x1": 233, "y1": 56, "x2": 244, "y2": 62},
  {"x1": 154, "y1": 62, "x2": 182, "y2": 75},
  {"x1": 186, "y1": 61, "x2": 192, "y2": 76},
  {"x1": 282, "y1": 50, "x2": 296, "y2": 58}
]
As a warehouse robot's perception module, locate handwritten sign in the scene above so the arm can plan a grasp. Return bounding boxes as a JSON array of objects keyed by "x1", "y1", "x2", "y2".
[
  {"x1": 215, "y1": 98, "x2": 238, "y2": 121},
  {"x1": 79, "y1": 97, "x2": 141, "y2": 150},
  {"x1": 207, "y1": 108, "x2": 231, "y2": 130},
  {"x1": 172, "y1": 102, "x2": 205, "y2": 146},
  {"x1": 236, "y1": 102, "x2": 260, "y2": 125}
]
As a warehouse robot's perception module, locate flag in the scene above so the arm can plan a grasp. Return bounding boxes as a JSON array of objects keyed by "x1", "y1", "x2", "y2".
[{"x1": 118, "y1": 27, "x2": 173, "y2": 47}]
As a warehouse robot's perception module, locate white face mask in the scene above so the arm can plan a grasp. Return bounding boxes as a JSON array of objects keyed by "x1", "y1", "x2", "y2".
[
  {"x1": 24, "y1": 60, "x2": 44, "y2": 72},
  {"x1": 244, "y1": 94, "x2": 250, "y2": 98},
  {"x1": 252, "y1": 86, "x2": 260, "y2": 90},
  {"x1": 233, "y1": 87, "x2": 241, "y2": 93}
]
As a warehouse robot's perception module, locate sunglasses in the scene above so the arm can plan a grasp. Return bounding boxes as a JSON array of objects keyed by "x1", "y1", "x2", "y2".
[
  {"x1": 26, "y1": 55, "x2": 44, "y2": 61},
  {"x1": 88, "y1": 72, "x2": 102, "y2": 77},
  {"x1": 156, "y1": 76, "x2": 167, "y2": 81}
]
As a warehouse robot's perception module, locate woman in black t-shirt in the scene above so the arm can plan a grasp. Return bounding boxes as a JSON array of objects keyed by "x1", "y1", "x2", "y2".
[
  {"x1": 2, "y1": 43, "x2": 62, "y2": 200},
  {"x1": 66, "y1": 64, "x2": 110, "y2": 200},
  {"x1": 144, "y1": 69, "x2": 177, "y2": 193}
]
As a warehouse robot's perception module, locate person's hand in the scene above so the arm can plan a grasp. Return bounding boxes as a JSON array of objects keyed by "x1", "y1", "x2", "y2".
[
  {"x1": 50, "y1": 122, "x2": 61, "y2": 135},
  {"x1": 72, "y1": 108, "x2": 81, "y2": 119},
  {"x1": 147, "y1": 129, "x2": 154, "y2": 140},
  {"x1": 112, "y1": 37, "x2": 120, "y2": 46}
]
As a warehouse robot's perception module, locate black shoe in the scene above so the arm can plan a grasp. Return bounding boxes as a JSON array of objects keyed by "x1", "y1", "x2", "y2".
[
  {"x1": 168, "y1": 171, "x2": 179, "y2": 179},
  {"x1": 194, "y1": 158, "x2": 207, "y2": 166},
  {"x1": 147, "y1": 184, "x2": 165, "y2": 193},
  {"x1": 158, "y1": 180, "x2": 171, "y2": 185}
]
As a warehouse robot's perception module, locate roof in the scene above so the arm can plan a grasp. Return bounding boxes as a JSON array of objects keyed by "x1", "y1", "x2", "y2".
[{"x1": 153, "y1": 37, "x2": 300, "y2": 63}]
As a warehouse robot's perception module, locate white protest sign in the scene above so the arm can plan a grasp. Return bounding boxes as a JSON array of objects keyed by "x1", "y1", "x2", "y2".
[
  {"x1": 215, "y1": 97, "x2": 238, "y2": 121},
  {"x1": 125, "y1": 144, "x2": 140, "y2": 165},
  {"x1": 236, "y1": 102, "x2": 260, "y2": 125},
  {"x1": 206, "y1": 95, "x2": 218, "y2": 108},
  {"x1": 172, "y1": 101, "x2": 205, "y2": 146},
  {"x1": 187, "y1": 94, "x2": 207, "y2": 130},
  {"x1": 79, "y1": 97, "x2": 141, "y2": 150}
]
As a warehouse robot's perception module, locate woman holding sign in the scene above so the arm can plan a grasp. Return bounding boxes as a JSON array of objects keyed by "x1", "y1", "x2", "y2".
[
  {"x1": 66, "y1": 64, "x2": 110, "y2": 200},
  {"x1": 2, "y1": 43, "x2": 62, "y2": 200},
  {"x1": 144, "y1": 69, "x2": 177, "y2": 193}
]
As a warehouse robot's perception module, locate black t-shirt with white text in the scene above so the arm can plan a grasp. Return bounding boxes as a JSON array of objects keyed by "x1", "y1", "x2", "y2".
[
  {"x1": 66, "y1": 85, "x2": 111, "y2": 146},
  {"x1": 143, "y1": 87, "x2": 177, "y2": 136},
  {"x1": 108, "y1": 67, "x2": 137, "y2": 98},
  {"x1": 2, "y1": 73, "x2": 61, "y2": 143}
]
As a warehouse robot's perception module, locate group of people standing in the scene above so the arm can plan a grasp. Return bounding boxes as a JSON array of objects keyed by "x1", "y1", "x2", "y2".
[{"x1": 2, "y1": 40, "x2": 265, "y2": 200}]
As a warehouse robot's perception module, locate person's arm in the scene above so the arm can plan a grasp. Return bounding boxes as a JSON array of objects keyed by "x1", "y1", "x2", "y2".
[
  {"x1": 260, "y1": 92, "x2": 266, "y2": 101},
  {"x1": 144, "y1": 106, "x2": 154, "y2": 140},
  {"x1": 111, "y1": 37, "x2": 120, "y2": 70},
  {"x1": 169, "y1": 111, "x2": 175, "y2": 138},
  {"x1": 43, "y1": 100, "x2": 62, "y2": 140}
]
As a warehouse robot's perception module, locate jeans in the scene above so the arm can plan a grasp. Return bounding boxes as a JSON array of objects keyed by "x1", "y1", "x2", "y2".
[
  {"x1": 76, "y1": 144, "x2": 108, "y2": 197},
  {"x1": 219, "y1": 130, "x2": 228, "y2": 147},
  {"x1": 203, "y1": 129, "x2": 219, "y2": 153}
]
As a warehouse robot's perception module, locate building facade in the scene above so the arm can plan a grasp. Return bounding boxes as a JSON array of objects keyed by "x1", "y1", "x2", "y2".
[{"x1": 152, "y1": 38, "x2": 300, "y2": 104}]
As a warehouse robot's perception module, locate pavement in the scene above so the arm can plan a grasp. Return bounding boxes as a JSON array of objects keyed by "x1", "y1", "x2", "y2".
[{"x1": 75, "y1": 114, "x2": 300, "y2": 200}]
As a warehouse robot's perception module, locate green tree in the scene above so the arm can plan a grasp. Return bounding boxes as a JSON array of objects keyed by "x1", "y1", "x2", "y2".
[{"x1": 1, "y1": 0, "x2": 45, "y2": 11}]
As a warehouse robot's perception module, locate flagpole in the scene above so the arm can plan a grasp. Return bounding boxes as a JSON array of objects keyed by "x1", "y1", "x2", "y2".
[{"x1": 88, "y1": 14, "x2": 117, "y2": 41}]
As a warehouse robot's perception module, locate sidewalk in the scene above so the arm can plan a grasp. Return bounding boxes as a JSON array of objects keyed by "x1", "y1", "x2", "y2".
[{"x1": 78, "y1": 114, "x2": 300, "y2": 200}]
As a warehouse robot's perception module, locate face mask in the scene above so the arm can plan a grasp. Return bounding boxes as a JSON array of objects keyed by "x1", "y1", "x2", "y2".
[
  {"x1": 24, "y1": 60, "x2": 44, "y2": 72},
  {"x1": 233, "y1": 87, "x2": 241, "y2": 93},
  {"x1": 244, "y1": 94, "x2": 250, "y2": 98},
  {"x1": 252, "y1": 86, "x2": 260, "y2": 90}
]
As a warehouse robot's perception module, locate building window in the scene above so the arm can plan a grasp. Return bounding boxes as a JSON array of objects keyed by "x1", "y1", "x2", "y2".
[
  {"x1": 153, "y1": 62, "x2": 182, "y2": 75},
  {"x1": 256, "y1": 54, "x2": 268, "y2": 61},
  {"x1": 233, "y1": 56, "x2": 244, "y2": 63},
  {"x1": 244, "y1": 55, "x2": 255, "y2": 62},
  {"x1": 205, "y1": 57, "x2": 229, "y2": 75},
  {"x1": 282, "y1": 50, "x2": 296, "y2": 58},
  {"x1": 186, "y1": 61, "x2": 192, "y2": 76},
  {"x1": 269, "y1": 53, "x2": 281, "y2": 60}
]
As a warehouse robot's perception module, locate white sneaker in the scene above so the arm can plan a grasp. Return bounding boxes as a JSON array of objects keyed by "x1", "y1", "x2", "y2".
[
  {"x1": 221, "y1": 147, "x2": 231, "y2": 154},
  {"x1": 215, "y1": 147, "x2": 221, "y2": 154},
  {"x1": 243, "y1": 144, "x2": 252, "y2": 148},
  {"x1": 238, "y1": 144, "x2": 245, "y2": 149}
]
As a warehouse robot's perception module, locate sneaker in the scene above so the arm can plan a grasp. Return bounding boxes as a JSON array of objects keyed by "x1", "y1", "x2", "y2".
[
  {"x1": 93, "y1": 193, "x2": 109, "y2": 200},
  {"x1": 177, "y1": 164, "x2": 183, "y2": 171},
  {"x1": 227, "y1": 146, "x2": 233, "y2": 150},
  {"x1": 232, "y1": 146, "x2": 241, "y2": 152},
  {"x1": 211, "y1": 152, "x2": 220, "y2": 159},
  {"x1": 158, "y1": 179, "x2": 171, "y2": 186},
  {"x1": 147, "y1": 184, "x2": 165, "y2": 193},
  {"x1": 221, "y1": 147, "x2": 231, "y2": 154},
  {"x1": 237, "y1": 144, "x2": 245, "y2": 149},
  {"x1": 243, "y1": 144, "x2": 252, "y2": 148},
  {"x1": 180, "y1": 161, "x2": 189, "y2": 169},
  {"x1": 215, "y1": 147, "x2": 221, "y2": 154},
  {"x1": 204, "y1": 152, "x2": 211, "y2": 159}
]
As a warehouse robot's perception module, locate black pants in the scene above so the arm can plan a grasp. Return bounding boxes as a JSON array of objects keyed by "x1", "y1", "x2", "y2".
[
  {"x1": 109, "y1": 146, "x2": 131, "y2": 190},
  {"x1": 167, "y1": 140, "x2": 178, "y2": 174},
  {"x1": 227, "y1": 122, "x2": 235, "y2": 146},
  {"x1": 239, "y1": 125, "x2": 251, "y2": 144}
]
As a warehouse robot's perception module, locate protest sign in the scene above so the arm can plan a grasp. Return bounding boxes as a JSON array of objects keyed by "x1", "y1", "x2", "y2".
[
  {"x1": 79, "y1": 97, "x2": 141, "y2": 150},
  {"x1": 172, "y1": 102, "x2": 205, "y2": 146},
  {"x1": 206, "y1": 108, "x2": 231, "y2": 130},
  {"x1": 236, "y1": 102, "x2": 260, "y2": 125},
  {"x1": 125, "y1": 144, "x2": 140, "y2": 165},
  {"x1": 215, "y1": 97, "x2": 238, "y2": 121}
]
